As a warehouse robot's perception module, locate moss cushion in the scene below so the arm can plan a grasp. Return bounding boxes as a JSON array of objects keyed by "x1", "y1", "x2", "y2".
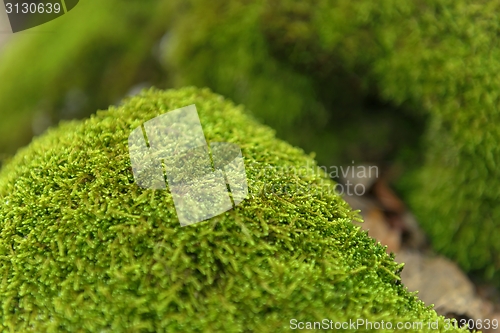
[{"x1": 0, "y1": 87, "x2": 463, "y2": 332}]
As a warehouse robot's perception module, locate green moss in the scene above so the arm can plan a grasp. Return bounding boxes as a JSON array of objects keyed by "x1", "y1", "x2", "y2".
[
  {"x1": 367, "y1": 1, "x2": 500, "y2": 281},
  {"x1": 0, "y1": 88, "x2": 461, "y2": 332},
  {"x1": 0, "y1": 0, "x2": 172, "y2": 155},
  {"x1": 165, "y1": 0, "x2": 423, "y2": 167}
]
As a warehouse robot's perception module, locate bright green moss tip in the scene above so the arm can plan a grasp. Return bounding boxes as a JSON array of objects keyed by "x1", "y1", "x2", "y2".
[{"x1": 0, "y1": 87, "x2": 463, "y2": 332}]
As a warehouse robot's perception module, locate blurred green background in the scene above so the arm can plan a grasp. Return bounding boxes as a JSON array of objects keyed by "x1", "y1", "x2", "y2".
[{"x1": 0, "y1": 0, "x2": 499, "y2": 285}]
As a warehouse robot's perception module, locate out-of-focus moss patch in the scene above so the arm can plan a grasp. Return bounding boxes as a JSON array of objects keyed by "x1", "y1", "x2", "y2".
[{"x1": 0, "y1": 0, "x2": 172, "y2": 155}]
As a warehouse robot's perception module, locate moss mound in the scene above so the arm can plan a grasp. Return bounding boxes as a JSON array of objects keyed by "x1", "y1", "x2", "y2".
[{"x1": 0, "y1": 87, "x2": 461, "y2": 332}]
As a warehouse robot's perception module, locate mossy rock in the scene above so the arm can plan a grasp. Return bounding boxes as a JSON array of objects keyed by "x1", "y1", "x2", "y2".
[{"x1": 0, "y1": 87, "x2": 462, "y2": 332}]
